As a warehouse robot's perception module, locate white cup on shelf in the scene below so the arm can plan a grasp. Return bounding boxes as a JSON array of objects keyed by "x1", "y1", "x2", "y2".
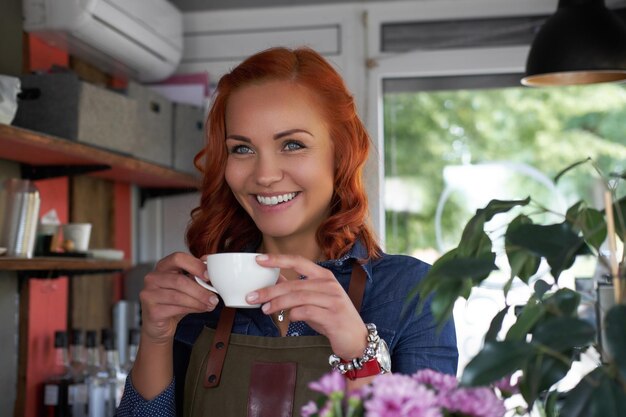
[{"x1": 62, "y1": 223, "x2": 92, "y2": 252}]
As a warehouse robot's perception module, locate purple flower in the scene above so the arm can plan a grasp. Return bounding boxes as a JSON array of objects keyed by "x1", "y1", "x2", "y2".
[
  {"x1": 440, "y1": 387, "x2": 506, "y2": 417},
  {"x1": 301, "y1": 401, "x2": 319, "y2": 417},
  {"x1": 309, "y1": 371, "x2": 346, "y2": 396},
  {"x1": 493, "y1": 375, "x2": 519, "y2": 396},
  {"x1": 364, "y1": 374, "x2": 442, "y2": 417},
  {"x1": 413, "y1": 369, "x2": 458, "y2": 393}
]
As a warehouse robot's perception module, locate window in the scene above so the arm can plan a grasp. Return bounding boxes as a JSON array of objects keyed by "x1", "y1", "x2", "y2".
[{"x1": 382, "y1": 75, "x2": 626, "y2": 373}]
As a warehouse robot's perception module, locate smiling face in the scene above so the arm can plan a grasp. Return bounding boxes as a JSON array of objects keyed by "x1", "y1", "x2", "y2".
[{"x1": 224, "y1": 80, "x2": 335, "y2": 243}]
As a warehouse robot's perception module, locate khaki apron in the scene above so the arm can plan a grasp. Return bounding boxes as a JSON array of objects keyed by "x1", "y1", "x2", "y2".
[{"x1": 183, "y1": 264, "x2": 366, "y2": 417}]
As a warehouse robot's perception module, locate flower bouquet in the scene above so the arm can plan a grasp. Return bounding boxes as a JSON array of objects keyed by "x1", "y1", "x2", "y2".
[{"x1": 302, "y1": 369, "x2": 513, "y2": 417}]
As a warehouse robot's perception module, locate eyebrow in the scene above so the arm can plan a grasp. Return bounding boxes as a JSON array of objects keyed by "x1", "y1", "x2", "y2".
[{"x1": 226, "y1": 128, "x2": 314, "y2": 142}]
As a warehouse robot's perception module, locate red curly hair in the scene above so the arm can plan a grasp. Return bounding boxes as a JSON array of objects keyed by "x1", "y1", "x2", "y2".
[{"x1": 186, "y1": 46, "x2": 381, "y2": 261}]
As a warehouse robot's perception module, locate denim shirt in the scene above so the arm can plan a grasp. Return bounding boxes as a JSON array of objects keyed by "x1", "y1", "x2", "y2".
[{"x1": 116, "y1": 241, "x2": 458, "y2": 417}]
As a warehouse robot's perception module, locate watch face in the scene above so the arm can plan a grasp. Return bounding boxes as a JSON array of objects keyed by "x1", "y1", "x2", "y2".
[{"x1": 376, "y1": 339, "x2": 391, "y2": 373}]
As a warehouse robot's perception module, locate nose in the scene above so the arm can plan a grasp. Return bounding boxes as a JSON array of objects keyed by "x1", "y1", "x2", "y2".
[{"x1": 254, "y1": 153, "x2": 283, "y2": 187}]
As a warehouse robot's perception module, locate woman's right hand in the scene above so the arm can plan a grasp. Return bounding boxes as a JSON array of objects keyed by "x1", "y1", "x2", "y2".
[{"x1": 139, "y1": 252, "x2": 219, "y2": 345}]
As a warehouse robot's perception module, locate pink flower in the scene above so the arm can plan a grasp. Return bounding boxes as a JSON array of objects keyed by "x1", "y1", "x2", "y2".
[
  {"x1": 440, "y1": 386, "x2": 506, "y2": 417},
  {"x1": 493, "y1": 375, "x2": 519, "y2": 396},
  {"x1": 301, "y1": 401, "x2": 318, "y2": 417},
  {"x1": 308, "y1": 371, "x2": 346, "y2": 396},
  {"x1": 413, "y1": 369, "x2": 458, "y2": 393},
  {"x1": 364, "y1": 374, "x2": 442, "y2": 417}
]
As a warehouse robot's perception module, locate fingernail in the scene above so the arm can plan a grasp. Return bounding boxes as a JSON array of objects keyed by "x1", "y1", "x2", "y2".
[
  {"x1": 246, "y1": 292, "x2": 258, "y2": 302},
  {"x1": 204, "y1": 271, "x2": 209, "y2": 279},
  {"x1": 209, "y1": 295, "x2": 219, "y2": 305},
  {"x1": 262, "y1": 302, "x2": 270, "y2": 313},
  {"x1": 256, "y1": 254, "x2": 269, "y2": 261}
]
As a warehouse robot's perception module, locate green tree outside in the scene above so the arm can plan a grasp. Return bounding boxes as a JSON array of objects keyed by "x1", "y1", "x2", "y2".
[{"x1": 383, "y1": 83, "x2": 626, "y2": 257}]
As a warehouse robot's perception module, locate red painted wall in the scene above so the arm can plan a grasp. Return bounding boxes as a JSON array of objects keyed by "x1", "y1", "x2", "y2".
[
  {"x1": 22, "y1": 37, "x2": 72, "y2": 417},
  {"x1": 20, "y1": 35, "x2": 133, "y2": 417}
]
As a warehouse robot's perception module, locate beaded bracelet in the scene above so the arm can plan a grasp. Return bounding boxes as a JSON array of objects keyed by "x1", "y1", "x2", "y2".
[{"x1": 328, "y1": 323, "x2": 380, "y2": 374}]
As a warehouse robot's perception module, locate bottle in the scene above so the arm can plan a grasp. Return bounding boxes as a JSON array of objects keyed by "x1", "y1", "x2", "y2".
[
  {"x1": 85, "y1": 330, "x2": 108, "y2": 417},
  {"x1": 42, "y1": 330, "x2": 72, "y2": 417},
  {"x1": 68, "y1": 329, "x2": 88, "y2": 417},
  {"x1": 102, "y1": 329, "x2": 126, "y2": 413},
  {"x1": 123, "y1": 328, "x2": 140, "y2": 374}
]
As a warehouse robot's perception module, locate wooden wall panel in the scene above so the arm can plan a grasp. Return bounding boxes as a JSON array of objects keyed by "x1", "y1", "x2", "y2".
[{"x1": 69, "y1": 176, "x2": 116, "y2": 332}]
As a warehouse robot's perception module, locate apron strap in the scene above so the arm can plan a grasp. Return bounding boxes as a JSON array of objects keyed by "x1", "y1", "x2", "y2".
[
  {"x1": 203, "y1": 262, "x2": 367, "y2": 389},
  {"x1": 203, "y1": 306, "x2": 236, "y2": 388},
  {"x1": 348, "y1": 262, "x2": 366, "y2": 312}
]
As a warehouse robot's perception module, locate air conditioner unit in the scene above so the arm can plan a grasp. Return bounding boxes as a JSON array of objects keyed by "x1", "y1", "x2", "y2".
[{"x1": 23, "y1": 0, "x2": 183, "y2": 82}]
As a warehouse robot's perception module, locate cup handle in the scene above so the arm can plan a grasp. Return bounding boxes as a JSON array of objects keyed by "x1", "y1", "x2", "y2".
[{"x1": 194, "y1": 276, "x2": 219, "y2": 294}]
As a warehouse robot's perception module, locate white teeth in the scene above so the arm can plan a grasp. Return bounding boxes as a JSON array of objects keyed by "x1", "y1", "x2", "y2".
[{"x1": 256, "y1": 192, "x2": 297, "y2": 206}]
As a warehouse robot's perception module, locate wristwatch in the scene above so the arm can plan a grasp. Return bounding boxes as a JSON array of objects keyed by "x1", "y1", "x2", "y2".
[{"x1": 329, "y1": 323, "x2": 392, "y2": 380}]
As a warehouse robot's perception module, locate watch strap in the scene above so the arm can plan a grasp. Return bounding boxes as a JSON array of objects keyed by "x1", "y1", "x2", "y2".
[{"x1": 342, "y1": 357, "x2": 382, "y2": 380}]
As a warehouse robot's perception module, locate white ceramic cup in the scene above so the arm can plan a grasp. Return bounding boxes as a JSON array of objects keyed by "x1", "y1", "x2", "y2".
[
  {"x1": 62, "y1": 223, "x2": 92, "y2": 252},
  {"x1": 195, "y1": 252, "x2": 280, "y2": 308}
]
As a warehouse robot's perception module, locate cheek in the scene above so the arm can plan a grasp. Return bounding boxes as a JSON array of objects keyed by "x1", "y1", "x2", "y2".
[{"x1": 224, "y1": 160, "x2": 242, "y2": 191}]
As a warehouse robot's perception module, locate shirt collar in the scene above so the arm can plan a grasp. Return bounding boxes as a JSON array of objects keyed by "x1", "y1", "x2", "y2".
[{"x1": 318, "y1": 239, "x2": 374, "y2": 284}]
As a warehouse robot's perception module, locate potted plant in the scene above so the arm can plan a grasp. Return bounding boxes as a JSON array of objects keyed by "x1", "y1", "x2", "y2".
[
  {"x1": 412, "y1": 158, "x2": 626, "y2": 416},
  {"x1": 303, "y1": 158, "x2": 624, "y2": 417}
]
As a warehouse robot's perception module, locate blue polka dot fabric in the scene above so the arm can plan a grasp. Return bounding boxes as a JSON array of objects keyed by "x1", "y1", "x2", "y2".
[
  {"x1": 115, "y1": 375, "x2": 175, "y2": 417},
  {"x1": 286, "y1": 274, "x2": 314, "y2": 337}
]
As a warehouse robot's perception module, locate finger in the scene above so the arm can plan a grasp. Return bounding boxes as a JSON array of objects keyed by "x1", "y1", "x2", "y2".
[
  {"x1": 154, "y1": 252, "x2": 207, "y2": 280},
  {"x1": 144, "y1": 272, "x2": 219, "y2": 308},
  {"x1": 255, "y1": 254, "x2": 331, "y2": 280},
  {"x1": 260, "y1": 288, "x2": 341, "y2": 315},
  {"x1": 142, "y1": 300, "x2": 211, "y2": 322},
  {"x1": 247, "y1": 275, "x2": 340, "y2": 305},
  {"x1": 141, "y1": 285, "x2": 218, "y2": 312}
]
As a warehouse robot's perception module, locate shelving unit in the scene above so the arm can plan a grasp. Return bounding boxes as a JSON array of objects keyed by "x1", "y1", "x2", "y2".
[
  {"x1": 0, "y1": 123, "x2": 200, "y2": 189},
  {"x1": 0, "y1": 257, "x2": 131, "y2": 274},
  {"x1": 0, "y1": 122, "x2": 189, "y2": 417}
]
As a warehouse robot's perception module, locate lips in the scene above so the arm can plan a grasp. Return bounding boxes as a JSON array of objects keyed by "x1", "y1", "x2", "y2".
[{"x1": 256, "y1": 192, "x2": 298, "y2": 206}]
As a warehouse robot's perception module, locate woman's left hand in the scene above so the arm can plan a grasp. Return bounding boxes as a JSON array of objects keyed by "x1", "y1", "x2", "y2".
[{"x1": 246, "y1": 253, "x2": 368, "y2": 360}]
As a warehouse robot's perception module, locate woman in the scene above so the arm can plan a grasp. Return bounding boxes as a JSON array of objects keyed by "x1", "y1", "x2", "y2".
[{"x1": 117, "y1": 46, "x2": 457, "y2": 417}]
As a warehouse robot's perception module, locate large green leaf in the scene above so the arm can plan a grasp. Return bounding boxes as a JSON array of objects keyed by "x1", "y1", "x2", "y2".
[
  {"x1": 566, "y1": 201, "x2": 608, "y2": 251},
  {"x1": 506, "y1": 301, "x2": 545, "y2": 341},
  {"x1": 506, "y1": 222, "x2": 591, "y2": 282},
  {"x1": 591, "y1": 372, "x2": 626, "y2": 417},
  {"x1": 544, "y1": 390, "x2": 560, "y2": 417},
  {"x1": 543, "y1": 288, "x2": 581, "y2": 317},
  {"x1": 426, "y1": 252, "x2": 498, "y2": 284},
  {"x1": 506, "y1": 215, "x2": 541, "y2": 283},
  {"x1": 413, "y1": 251, "x2": 498, "y2": 324},
  {"x1": 534, "y1": 279, "x2": 552, "y2": 299},
  {"x1": 429, "y1": 279, "x2": 473, "y2": 326},
  {"x1": 519, "y1": 354, "x2": 570, "y2": 408},
  {"x1": 562, "y1": 367, "x2": 626, "y2": 417},
  {"x1": 461, "y1": 340, "x2": 532, "y2": 387},
  {"x1": 414, "y1": 249, "x2": 460, "y2": 299},
  {"x1": 457, "y1": 197, "x2": 531, "y2": 258},
  {"x1": 578, "y1": 208, "x2": 608, "y2": 250},
  {"x1": 532, "y1": 316, "x2": 595, "y2": 352},
  {"x1": 604, "y1": 304, "x2": 626, "y2": 382},
  {"x1": 560, "y1": 368, "x2": 598, "y2": 417},
  {"x1": 485, "y1": 306, "x2": 509, "y2": 342}
]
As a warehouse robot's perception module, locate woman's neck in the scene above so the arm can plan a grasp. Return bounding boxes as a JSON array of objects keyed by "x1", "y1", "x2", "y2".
[{"x1": 260, "y1": 234, "x2": 325, "y2": 264}]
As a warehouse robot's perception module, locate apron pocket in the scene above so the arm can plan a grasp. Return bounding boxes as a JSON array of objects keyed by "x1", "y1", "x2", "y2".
[{"x1": 248, "y1": 361, "x2": 297, "y2": 417}]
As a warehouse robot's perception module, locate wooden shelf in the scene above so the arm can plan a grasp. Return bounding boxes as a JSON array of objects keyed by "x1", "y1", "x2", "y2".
[
  {"x1": 0, "y1": 256, "x2": 131, "y2": 274},
  {"x1": 0, "y1": 124, "x2": 201, "y2": 189}
]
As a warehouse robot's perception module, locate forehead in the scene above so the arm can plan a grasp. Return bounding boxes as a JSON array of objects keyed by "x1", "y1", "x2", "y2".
[{"x1": 225, "y1": 80, "x2": 327, "y2": 131}]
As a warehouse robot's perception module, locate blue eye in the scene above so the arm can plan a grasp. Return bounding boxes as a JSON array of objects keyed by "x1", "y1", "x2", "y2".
[
  {"x1": 284, "y1": 141, "x2": 305, "y2": 151},
  {"x1": 230, "y1": 144, "x2": 253, "y2": 154}
]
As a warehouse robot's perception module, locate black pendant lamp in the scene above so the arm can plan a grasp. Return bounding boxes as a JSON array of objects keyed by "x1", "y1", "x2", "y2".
[{"x1": 522, "y1": 0, "x2": 626, "y2": 87}]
